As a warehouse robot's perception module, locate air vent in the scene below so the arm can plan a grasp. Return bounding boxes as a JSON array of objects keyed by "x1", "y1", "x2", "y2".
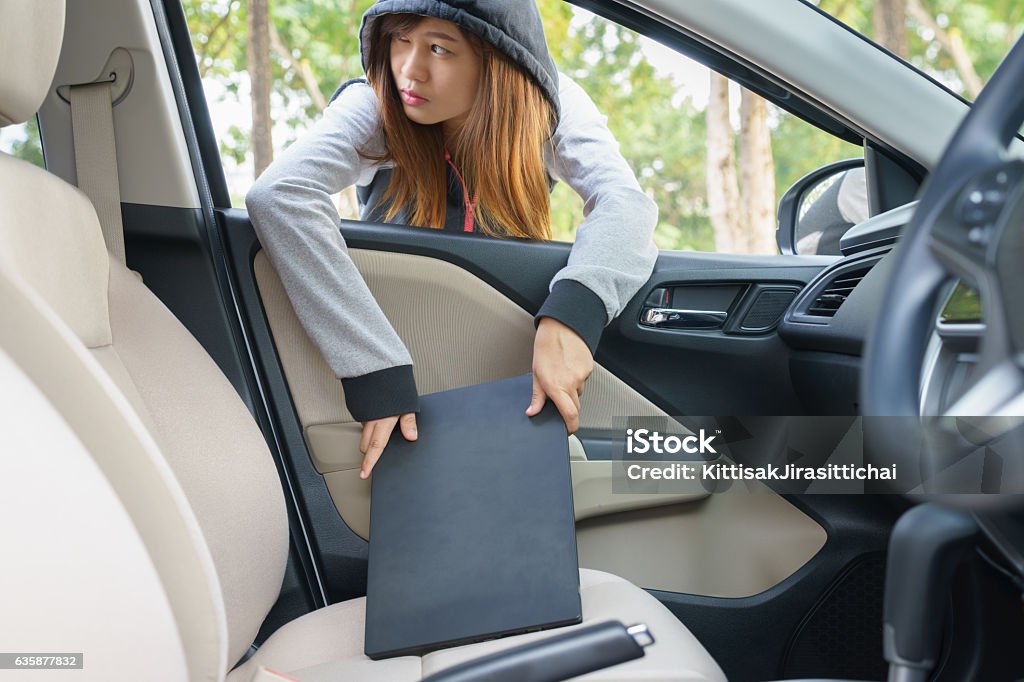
[{"x1": 806, "y1": 264, "x2": 874, "y2": 317}]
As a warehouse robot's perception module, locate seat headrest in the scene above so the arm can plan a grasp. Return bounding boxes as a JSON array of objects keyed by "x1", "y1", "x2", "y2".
[{"x1": 0, "y1": 0, "x2": 66, "y2": 128}]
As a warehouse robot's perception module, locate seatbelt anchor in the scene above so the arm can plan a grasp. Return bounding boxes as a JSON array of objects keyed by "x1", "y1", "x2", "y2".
[{"x1": 56, "y1": 47, "x2": 135, "y2": 106}]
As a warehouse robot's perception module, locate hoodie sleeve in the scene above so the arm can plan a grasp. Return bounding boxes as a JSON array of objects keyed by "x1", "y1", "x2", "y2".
[
  {"x1": 245, "y1": 81, "x2": 419, "y2": 422},
  {"x1": 538, "y1": 72, "x2": 659, "y2": 354}
]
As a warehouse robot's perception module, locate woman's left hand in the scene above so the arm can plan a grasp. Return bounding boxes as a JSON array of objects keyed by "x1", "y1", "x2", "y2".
[{"x1": 526, "y1": 317, "x2": 594, "y2": 433}]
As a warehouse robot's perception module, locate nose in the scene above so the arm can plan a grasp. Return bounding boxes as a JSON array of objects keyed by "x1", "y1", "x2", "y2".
[{"x1": 399, "y1": 44, "x2": 428, "y2": 83}]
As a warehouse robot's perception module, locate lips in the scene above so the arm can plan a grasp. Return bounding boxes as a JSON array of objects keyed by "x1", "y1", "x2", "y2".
[{"x1": 400, "y1": 89, "x2": 429, "y2": 106}]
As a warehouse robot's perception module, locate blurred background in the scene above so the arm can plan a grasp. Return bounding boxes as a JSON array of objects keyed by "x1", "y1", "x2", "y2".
[{"x1": 3, "y1": 0, "x2": 1020, "y2": 253}]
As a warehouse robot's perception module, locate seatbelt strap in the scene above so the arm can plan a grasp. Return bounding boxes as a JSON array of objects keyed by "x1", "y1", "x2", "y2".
[{"x1": 69, "y1": 81, "x2": 126, "y2": 263}]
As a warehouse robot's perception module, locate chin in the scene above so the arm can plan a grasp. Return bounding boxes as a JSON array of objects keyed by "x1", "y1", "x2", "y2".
[{"x1": 402, "y1": 107, "x2": 442, "y2": 127}]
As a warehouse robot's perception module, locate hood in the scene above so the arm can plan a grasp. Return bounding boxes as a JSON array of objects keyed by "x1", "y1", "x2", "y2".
[{"x1": 359, "y1": 0, "x2": 561, "y2": 124}]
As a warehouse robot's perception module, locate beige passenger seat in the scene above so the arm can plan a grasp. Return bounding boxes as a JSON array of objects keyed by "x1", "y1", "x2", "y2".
[{"x1": 0, "y1": 2, "x2": 725, "y2": 680}]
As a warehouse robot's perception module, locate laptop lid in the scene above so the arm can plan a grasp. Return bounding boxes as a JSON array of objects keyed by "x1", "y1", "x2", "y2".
[{"x1": 364, "y1": 373, "x2": 582, "y2": 660}]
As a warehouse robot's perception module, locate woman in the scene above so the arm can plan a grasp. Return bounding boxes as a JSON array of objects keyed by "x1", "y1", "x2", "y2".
[{"x1": 246, "y1": 0, "x2": 658, "y2": 478}]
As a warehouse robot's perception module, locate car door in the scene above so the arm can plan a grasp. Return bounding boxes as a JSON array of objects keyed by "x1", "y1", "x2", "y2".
[
  {"x1": 28, "y1": 0, "x2": 920, "y2": 679},
  {"x1": 175, "y1": 2, "x2": 921, "y2": 680},
  {"x1": 193, "y1": 3, "x2": 907, "y2": 675}
]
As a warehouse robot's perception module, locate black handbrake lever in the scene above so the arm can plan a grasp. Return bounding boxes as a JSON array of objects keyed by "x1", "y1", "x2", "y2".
[{"x1": 420, "y1": 620, "x2": 653, "y2": 682}]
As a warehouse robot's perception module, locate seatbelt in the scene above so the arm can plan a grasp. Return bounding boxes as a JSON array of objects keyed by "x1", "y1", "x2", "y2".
[{"x1": 69, "y1": 81, "x2": 126, "y2": 263}]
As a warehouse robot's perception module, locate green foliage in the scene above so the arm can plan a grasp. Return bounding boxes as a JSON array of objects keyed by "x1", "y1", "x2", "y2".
[
  {"x1": 940, "y1": 281, "x2": 981, "y2": 323},
  {"x1": 186, "y1": 1, "x2": 247, "y2": 79},
  {"x1": 221, "y1": 124, "x2": 251, "y2": 165},
  {"x1": 3, "y1": 118, "x2": 45, "y2": 168},
  {"x1": 772, "y1": 112, "x2": 863, "y2": 199},
  {"x1": 184, "y1": 0, "x2": 1019, "y2": 252},
  {"x1": 815, "y1": 0, "x2": 1024, "y2": 97},
  {"x1": 539, "y1": 3, "x2": 712, "y2": 249},
  {"x1": 271, "y1": 0, "x2": 377, "y2": 115},
  {"x1": 183, "y1": 0, "x2": 375, "y2": 125},
  {"x1": 914, "y1": 0, "x2": 1024, "y2": 93},
  {"x1": 539, "y1": 4, "x2": 848, "y2": 251}
]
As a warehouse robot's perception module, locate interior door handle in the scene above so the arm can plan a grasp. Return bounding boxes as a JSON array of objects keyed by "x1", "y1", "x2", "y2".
[{"x1": 640, "y1": 307, "x2": 727, "y2": 329}]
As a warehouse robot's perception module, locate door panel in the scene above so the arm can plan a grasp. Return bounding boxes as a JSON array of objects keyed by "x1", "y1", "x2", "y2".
[
  {"x1": 570, "y1": 459, "x2": 708, "y2": 523},
  {"x1": 603, "y1": 254, "x2": 839, "y2": 416},
  {"x1": 253, "y1": 249, "x2": 670, "y2": 428},
  {"x1": 111, "y1": 204, "x2": 896, "y2": 681},
  {"x1": 254, "y1": 248, "x2": 701, "y2": 539},
  {"x1": 236, "y1": 214, "x2": 828, "y2": 599},
  {"x1": 577, "y1": 489, "x2": 826, "y2": 598}
]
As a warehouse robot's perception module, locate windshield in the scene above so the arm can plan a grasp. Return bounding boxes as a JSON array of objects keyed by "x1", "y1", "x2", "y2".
[{"x1": 809, "y1": 0, "x2": 1023, "y2": 100}]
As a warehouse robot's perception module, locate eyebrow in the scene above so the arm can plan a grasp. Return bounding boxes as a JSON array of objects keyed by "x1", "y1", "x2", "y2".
[{"x1": 421, "y1": 31, "x2": 460, "y2": 42}]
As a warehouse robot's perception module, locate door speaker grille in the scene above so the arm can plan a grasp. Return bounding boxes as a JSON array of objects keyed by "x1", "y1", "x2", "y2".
[{"x1": 740, "y1": 289, "x2": 799, "y2": 331}]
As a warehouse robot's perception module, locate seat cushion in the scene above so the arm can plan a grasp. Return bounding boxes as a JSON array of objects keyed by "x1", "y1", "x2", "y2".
[{"x1": 229, "y1": 568, "x2": 725, "y2": 682}]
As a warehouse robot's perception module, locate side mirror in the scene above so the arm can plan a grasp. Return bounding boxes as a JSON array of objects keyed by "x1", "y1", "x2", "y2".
[{"x1": 776, "y1": 158, "x2": 868, "y2": 255}]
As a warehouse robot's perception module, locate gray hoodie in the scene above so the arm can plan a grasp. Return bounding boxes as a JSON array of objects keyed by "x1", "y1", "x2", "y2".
[{"x1": 245, "y1": 0, "x2": 658, "y2": 421}]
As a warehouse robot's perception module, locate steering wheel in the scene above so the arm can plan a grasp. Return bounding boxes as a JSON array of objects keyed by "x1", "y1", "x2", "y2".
[{"x1": 862, "y1": 36, "x2": 1024, "y2": 498}]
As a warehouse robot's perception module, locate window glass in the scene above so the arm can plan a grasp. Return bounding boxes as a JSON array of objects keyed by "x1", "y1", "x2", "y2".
[
  {"x1": 0, "y1": 117, "x2": 45, "y2": 169},
  {"x1": 185, "y1": 0, "x2": 372, "y2": 209},
  {"x1": 544, "y1": 6, "x2": 861, "y2": 252},
  {"x1": 812, "y1": 0, "x2": 1024, "y2": 101},
  {"x1": 184, "y1": 1, "x2": 860, "y2": 253}
]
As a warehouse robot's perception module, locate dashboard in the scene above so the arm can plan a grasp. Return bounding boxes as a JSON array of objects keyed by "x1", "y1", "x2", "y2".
[{"x1": 779, "y1": 199, "x2": 985, "y2": 416}]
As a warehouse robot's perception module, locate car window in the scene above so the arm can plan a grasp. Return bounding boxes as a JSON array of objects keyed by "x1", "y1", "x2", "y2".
[
  {"x1": 545, "y1": 6, "x2": 862, "y2": 252},
  {"x1": 0, "y1": 117, "x2": 45, "y2": 169},
  {"x1": 184, "y1": 1, "x2": 860, "y2": 254},
  {"x1": 812, "y1": 0, "x2": 1024, "y2": 101}
]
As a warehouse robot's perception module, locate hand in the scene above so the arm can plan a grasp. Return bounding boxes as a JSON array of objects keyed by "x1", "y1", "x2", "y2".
[
  {"x1": 359, "y1": 413, "x2": 417, "y2": 479},
  {"x1": 525, "y1": 317, "x2": 594, "y2": 433}
]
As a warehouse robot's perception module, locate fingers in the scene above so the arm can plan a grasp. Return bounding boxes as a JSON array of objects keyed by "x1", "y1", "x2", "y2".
[
  {"x1": 525, "y1": 373, "x2": 546, "y2": 416},
  {"x1": 360, "y1": 417, "x2": 397, "y2": 480},
  {"x1": 399, "y1": 413, "x2": 418, "y2": 441},
  {"x1": 530, "y1": 320, "x2": 591, "y2": 428},
  {"x1": 549, "y1": 389, "x2": 581, "y2": 434},
  {"x1": 528, "y1": 367, "x2": 583, "y2": 432},
  {"x1": 359, "y1": 421, "x2": 373, "y2": 455},
  {"x1": 360, "y1": 421, "x2": 388, "y2": 479},
  {"x1": 358, "y1": 414, "x2": 416, "y2": 480}
]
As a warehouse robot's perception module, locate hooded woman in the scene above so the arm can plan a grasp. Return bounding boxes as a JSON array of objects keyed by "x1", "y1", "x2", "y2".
[{"x1": 246, "y1": 0, "x2": 659, "y2": 478}]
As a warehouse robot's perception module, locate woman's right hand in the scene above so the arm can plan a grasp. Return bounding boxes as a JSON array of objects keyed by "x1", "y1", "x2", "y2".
[{"x1": 359, "y1": 413, "x2": 418, "y2": 479}]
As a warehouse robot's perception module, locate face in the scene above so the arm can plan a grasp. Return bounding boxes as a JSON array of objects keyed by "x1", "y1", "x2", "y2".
[{"x1": 389, "y1": 16, "x2": 482, "y2": 133}]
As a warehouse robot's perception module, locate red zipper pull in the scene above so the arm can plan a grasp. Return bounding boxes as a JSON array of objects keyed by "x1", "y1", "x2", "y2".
[{"x1": 445, "y1": 151, "x2": 478, "y2": 232}]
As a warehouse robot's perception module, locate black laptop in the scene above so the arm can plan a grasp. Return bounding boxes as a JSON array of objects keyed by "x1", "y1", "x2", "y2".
[{"x1": 364, "y1": 373, "x2": 582, "y2": 660}]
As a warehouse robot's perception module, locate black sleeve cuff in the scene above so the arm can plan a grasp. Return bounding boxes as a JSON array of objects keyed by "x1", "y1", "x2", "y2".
[
  {"x1": 340, "y1": 364, "x2": 419, "y2": 422},
  {"x1": 535, "y1": 280, "x2": 608, "y2": 355}
]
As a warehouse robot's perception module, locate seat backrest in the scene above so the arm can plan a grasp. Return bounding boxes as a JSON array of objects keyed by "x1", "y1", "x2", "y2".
[
  {"x1": 0, "y1": 0, "x2": 290, "y2": 672},
  {"x1": 0, "y1": 266, "x2": 216, "y2": 681}
]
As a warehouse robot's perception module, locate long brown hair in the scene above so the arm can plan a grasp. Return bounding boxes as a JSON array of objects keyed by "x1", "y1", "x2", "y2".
[{"x1": 361, "y1": 13, "x2": 556, "y2": 240}]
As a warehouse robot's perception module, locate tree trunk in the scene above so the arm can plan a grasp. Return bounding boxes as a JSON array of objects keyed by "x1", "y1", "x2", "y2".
[
  {"x1": 706, "y1": 72, "x2": 740, "y2": 253},
  {"x1": 738, "y1": 89, "x2": 777, "y2": 254},
  {"x1": 873, "y1": 0, "x2": 908, "y2": 58},
  {"x1": 248, "y1": 0, "x2": 273, "y2": 178}
]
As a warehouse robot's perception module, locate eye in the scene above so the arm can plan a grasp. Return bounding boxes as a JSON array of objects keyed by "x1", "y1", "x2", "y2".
[
  {"x1": 431, "y1": 44, "x2": 450, "y2": 55},
  {"x1": 393, "y1": 33, "x2": 410, "y2": 43}
]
